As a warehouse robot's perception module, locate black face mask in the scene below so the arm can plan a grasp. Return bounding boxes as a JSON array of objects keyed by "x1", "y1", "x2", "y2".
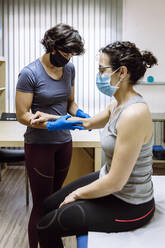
[{"x1": 50, "y1": 49, "x2": 70, "y2": 67}]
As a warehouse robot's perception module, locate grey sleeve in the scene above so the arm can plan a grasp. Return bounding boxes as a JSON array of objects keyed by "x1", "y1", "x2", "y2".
[
  {"x1": 71, "y1": 64, "x2": 75, "y2": 86},
  {"x1": 16, "y1": 67, "x2": 36, "y2": 93}
]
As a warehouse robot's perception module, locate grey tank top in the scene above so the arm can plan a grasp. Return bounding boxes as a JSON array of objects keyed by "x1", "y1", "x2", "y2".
[{"x1": 99, "y1": 96, "x2": 154, "y2": 204}]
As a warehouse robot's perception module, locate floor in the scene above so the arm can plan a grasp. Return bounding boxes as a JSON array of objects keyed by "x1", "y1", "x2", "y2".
[{"x1": 0, "y1": 166, "x2": 76, "y2": 248}]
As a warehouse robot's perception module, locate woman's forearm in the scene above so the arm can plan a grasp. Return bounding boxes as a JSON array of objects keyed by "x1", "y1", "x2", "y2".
[
  {"x1": 29, "y1": 112, "x2": 62, "y2": 125},
  {"x1": 17, "y1": 111, "x2": 34, "y2": 126},
  {"x1": 74, "y1": 174, "x2": 121, "y2": 199},
  {"x1": 67, "y1": 100, "x2": 79, "y2": 116},
  {"x1": 17, "y1": 111, "x2": 47, "y2": 129},
  {"x1": 68, "y1": 112, "x2": 109, "y2": 130}
]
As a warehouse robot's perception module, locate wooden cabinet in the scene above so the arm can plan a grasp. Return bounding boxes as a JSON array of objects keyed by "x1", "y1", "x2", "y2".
[{"x1": 0, "y1": 57, "x2": 6, "y2": 115}]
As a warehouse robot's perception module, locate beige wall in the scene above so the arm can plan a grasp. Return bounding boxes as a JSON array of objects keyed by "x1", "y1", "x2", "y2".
[{"x1": 123, "y1": 0, "x2": 165, "y2": 113}]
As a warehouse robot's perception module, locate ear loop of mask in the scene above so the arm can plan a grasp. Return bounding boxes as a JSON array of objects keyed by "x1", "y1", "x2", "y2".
[{"x1": 113, "y1": 67, "x2": 125, "y2": 87}]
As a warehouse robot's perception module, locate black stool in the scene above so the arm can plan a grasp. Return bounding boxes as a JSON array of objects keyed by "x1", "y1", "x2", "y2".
[{"x1": 0, "y1": 147, "x2": 29, "y2": 206}]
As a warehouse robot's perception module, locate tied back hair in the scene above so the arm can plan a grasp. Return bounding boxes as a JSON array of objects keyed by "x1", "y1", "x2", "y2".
[{"x1": 100, "y1": 41, "x2": 158, "y2": 84}]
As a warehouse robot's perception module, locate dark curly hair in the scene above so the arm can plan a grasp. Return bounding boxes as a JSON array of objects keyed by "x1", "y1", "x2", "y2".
[
  {"x1": 100, "y1": 41, "x2": 158, "y2": 84},
  {"x1": 41, "y1": 23, "x2": 85, "y2": 55}
]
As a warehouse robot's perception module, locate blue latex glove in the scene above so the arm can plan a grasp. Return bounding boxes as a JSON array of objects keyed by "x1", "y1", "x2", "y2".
[
  {"x1": 76, "y1": 109, "x2": 92, "y2": 131},
  {"x1": 46, "y1": 114, "x2": 85, "y2": 131},
  {"x1": 76, "y1": 109, "x2": 91, "y2": 118}
]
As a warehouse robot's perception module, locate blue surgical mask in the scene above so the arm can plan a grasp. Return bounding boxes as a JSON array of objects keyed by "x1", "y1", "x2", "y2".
[{"x1": 96, "y1": 68, "x2": 122, "y2": 97}]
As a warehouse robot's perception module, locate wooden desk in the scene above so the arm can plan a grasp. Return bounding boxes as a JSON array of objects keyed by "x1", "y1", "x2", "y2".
[{"x1": 0, "y1": 121, "x2": 102, "y2": 172}]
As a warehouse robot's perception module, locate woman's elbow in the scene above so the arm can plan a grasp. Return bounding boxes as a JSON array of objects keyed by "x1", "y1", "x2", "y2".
[
  {"x1": 16, "y1": 113, "x2": 24, "y2": 124},
  {"x1": 106, "y1": 175, "x2": 124, "y2": 193},
  {"x1": 16, "y1": 111, "x2": 29, "y2": 126},
  {"x1": 16, "y1": 111, "x2": 21, "y2": 122}
]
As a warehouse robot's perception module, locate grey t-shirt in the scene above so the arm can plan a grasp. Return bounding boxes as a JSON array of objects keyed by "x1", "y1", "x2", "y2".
[{"x1": 16, "y1": 58, "x2": 75, "y2": 144}]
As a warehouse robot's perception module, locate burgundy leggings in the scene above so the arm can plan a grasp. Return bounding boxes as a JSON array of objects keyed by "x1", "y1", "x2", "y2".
[{"x1": 25, "y1": 141, "x2": 72, "y2": 248}]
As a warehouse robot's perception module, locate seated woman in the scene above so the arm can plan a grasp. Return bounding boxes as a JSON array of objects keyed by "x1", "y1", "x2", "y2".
[{"x1": 31, "y1": 41, "x2": 157, "y2": 248}]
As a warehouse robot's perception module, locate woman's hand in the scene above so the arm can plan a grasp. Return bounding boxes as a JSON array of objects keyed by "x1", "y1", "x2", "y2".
[
  {"x1": 59, "y1": 191, "x2": 79, "y2": 208},
  {"x1": 30, "y1": 111, "x2": 55, "y2": 125},
  {"x1": 46, "y1": 115, "x2": 85, "y2": 131}
]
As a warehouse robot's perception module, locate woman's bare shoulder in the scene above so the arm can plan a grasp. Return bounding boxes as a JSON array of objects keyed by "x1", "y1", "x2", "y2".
[{"x1": 117, "y1": 102, "x2": 152, "y2": 134}]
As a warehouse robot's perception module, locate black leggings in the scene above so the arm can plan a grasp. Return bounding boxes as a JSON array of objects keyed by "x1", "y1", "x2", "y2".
[{"x1": 37, "y1": 171, "x2": 155, "y2": 248}]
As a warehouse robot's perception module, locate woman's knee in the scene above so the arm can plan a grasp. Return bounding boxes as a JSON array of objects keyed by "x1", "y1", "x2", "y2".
[
  {"x1": 37, "y1": 209, "x2": 57, "y2": 230},
  {"x1": 57, "y1": 202, "x2": 87, "y2": 231},
  {"x1": 37, "y1": 202, "x2": 87, "y2": 237}
]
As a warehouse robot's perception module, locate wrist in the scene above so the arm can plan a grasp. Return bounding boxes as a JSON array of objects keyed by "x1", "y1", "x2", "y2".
[
  {"x1": 74, "y1": 188, "x2": 82, "y2": 199},
  {"x1": 51, "y1": 115, "x2": 61, "y2": 120},
  {"x1": 48, "y1": 115, "x2": 59, "y2": 121},
  {"x1": 46, "y1": 121, "x2": 57, "y2": 131},
  {"x1": 82, "y1": 119, "x2": 91, "y2": 129},
  {"x1": 43, "y1": 122, "x2": 47, "y2": 129},
  {"x1": 75, "y1": 109, "x2": 83, "y2": 117}
]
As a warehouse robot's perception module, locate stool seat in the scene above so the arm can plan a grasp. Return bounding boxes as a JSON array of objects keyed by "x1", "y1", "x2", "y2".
[
  {"x1": 0, "y1": 148, "x2": 24, "y2": 163},
  {"x1": 77, "y1": 235, "x2": 88, "y2": 248}
]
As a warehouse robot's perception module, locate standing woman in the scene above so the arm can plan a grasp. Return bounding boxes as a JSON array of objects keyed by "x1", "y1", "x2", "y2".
[{"x1": 16, "y1": 23, "x2": 89, "y2": 248}]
